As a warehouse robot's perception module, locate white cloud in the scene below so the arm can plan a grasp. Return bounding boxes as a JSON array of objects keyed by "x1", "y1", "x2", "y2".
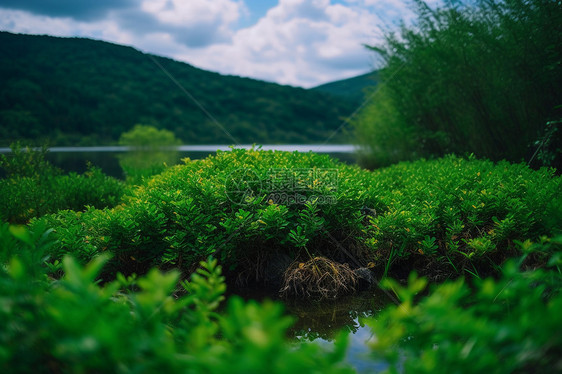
[
  {"x1": 175, "y1": 0, "x2": 383, "y2": 87},
  {"x1": 139, "y1": 0, "x2": 246, "y2": 46},
  {"x1": 142, "y1": 0, "x2": 242, "y2": 26},
  {"x1": 0, "y1": 8, "x2": 129, "y2": 43}
]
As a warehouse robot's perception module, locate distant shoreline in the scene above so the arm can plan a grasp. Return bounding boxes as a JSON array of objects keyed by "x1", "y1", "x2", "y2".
[{"x1": 0, "y1": 144, "x2": 360, "y2": 154}]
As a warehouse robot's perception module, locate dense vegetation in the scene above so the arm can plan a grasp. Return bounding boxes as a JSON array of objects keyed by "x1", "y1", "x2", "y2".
[
  {"x1": 369, "y1": 236, "x2": 562, "y2": 373},
  {"x1": 1, "y1": 150, "x2": 561, "y2": 373},
  {"x1": 2, "y1": 0, "x2": 562, "y2": 369},
  {"x1": 0, "y1": 225, "x2": 354, "y2": 373},
  {"x1": 0, "y1": 144, "x2": 124, "y2": 224},
  {"x1": 354, "y1": 0, "x2": 562, "y2": 169},
  {"x1": 0, "y1": 31, "x2": 356, "y2": 146},
  {"x1": 28, "y1": 150, "x2": 561, "y2": 287}
]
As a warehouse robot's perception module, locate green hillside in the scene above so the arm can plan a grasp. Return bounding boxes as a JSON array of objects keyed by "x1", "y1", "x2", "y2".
[
  {"x1": 311, "y1": 72, "x2": 379, "y2": 104},
  {"x1": 0, "y1": 32, "x2": 357, "y2": 146}
]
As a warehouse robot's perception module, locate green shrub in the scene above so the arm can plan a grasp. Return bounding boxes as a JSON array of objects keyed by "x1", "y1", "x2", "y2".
[
  {"x1": 0, "y1": 142, "x2": 60, "y2": 178},
  {"x1": 0, "y1": 224, "x2": 353, "y2": 373},
  {"x1": 34, "y1": 151, "x2": 561, "y2": 283},
  {"x1": 36, "y1": 149, "x2": 371, "y2": 280},
  {"x1": 0, "y1": 144, "x2": 124, "y2": 224},
  {"x1": 355, "y1": 0, "x2": 562, "y2": 168},
  {"x1": 364, "y1": 155, "x2": 562, "y2": 278},
  {"x1": 367, "y1": 236, "x2": 562, "y2": 373}
]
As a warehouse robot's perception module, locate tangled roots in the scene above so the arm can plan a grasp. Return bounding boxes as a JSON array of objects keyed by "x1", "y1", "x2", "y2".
[{"x1": 280, "y1": 257, "x2": 357, "y2": 300}]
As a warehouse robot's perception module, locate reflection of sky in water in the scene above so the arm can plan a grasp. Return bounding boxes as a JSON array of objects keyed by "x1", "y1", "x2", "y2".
[
  {"x1": 346, "y1": 323, "x2": 387, "y2": 373},
  {"x1": 285, "y1": 289, "x2": 392, "y2": 372},
  {"x1": 229, "y1": 287, "x2": 392, "y2": 372},
  {"x1": 309, "y1": 322, "x2": 387, "y2": 373}
]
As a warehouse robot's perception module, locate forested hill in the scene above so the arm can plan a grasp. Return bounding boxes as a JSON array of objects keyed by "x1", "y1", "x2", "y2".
[
  {"x1": 311, "y1": 72, "x2": 379, "y2": 104},
  {"x1": 0, "y1": 31, "x2": 357, "y2": 146}
]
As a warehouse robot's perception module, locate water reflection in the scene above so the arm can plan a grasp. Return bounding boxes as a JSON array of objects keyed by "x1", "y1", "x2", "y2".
[
  {"x1": 286, "y1": 289, "x2": 391, "y2": 373},
  {"x1": 231, "y1": 287, "x2": 392, "y2": 373},
  {"x1": 118, "y1": 149, "x2": 180, "y2": 183},
  {"x1": 38, "y1": 145, "x2": 358, "y2": 179},
  {"x1": 286, "y1": 289, "x2": 389, "y2": 341}
]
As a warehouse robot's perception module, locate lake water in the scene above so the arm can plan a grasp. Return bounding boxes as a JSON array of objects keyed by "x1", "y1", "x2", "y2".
[{"x1": 0, "y1": 144, "x2": 360, "y2": 178}]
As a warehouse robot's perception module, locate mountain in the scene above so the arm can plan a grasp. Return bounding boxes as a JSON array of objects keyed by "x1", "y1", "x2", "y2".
[
  {"x1": 311, "y1": 72, "x2": 379, "y2": 104},
  {"x1": 0, "y1": 31, "x2": 357, "y2": 146}
]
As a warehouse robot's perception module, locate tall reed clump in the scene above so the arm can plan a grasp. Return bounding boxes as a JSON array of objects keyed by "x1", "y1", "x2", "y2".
[{"x1": 354, "y1": 0, "x2": 562, "y2": 169}]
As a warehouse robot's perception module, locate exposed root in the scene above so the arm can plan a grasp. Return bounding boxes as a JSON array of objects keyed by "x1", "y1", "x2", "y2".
[{"x1": 280, "y1": 257, "x2": 357, "y2": 300}]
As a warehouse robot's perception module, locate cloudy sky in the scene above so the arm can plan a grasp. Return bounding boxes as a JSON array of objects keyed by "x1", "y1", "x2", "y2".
[{"x1": 0, "y1": 0, "x2": 418, "y2": 88}]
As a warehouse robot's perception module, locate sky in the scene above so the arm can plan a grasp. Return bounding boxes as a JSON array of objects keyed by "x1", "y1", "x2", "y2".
[{"x1": 0, "y1": 0, "x2": 419, "y2": 88}]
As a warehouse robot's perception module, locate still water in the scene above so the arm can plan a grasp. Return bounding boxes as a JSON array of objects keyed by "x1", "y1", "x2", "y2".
[
  {"x1": 231, "y1": 287, "x2": 392, "y2": 373},
  {"x1": 3, "y1": 144, "x2": 361, "y2": 178}
]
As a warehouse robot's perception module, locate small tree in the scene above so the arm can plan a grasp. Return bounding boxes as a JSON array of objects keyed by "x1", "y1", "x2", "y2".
[
  {"x1": 118, "y1": 124, "x2": 181, "y2": 149},
  {"x1": 118, "y1": 125, "x2": 181, "y2": 183}
]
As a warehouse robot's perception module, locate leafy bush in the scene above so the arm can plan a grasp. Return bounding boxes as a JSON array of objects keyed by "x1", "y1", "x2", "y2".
[
  {"x1": 367, "y1": 236, "x2": 562, "y2": 373},
  {"x1": 36, "y1": 149, "x2": 371, "y2": 281},
  {"x1": 0, "y1": 143, "x2": 124, "y2": 224},
  {"x1": 355, "y1": 0, "x2": 562, "y2": 168},
  {"x1": 34, "y1": 151, "x2": 561, "y2": 284},
  {"x1": 0, "y1": 142, "x2": 60, "y2": 178},
  {"x1": 0, "y1": 224, "x2": 353, "y2": 373},
  {"x1": 364, "y1": 155, "x2": 562, "y2": 279}
]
